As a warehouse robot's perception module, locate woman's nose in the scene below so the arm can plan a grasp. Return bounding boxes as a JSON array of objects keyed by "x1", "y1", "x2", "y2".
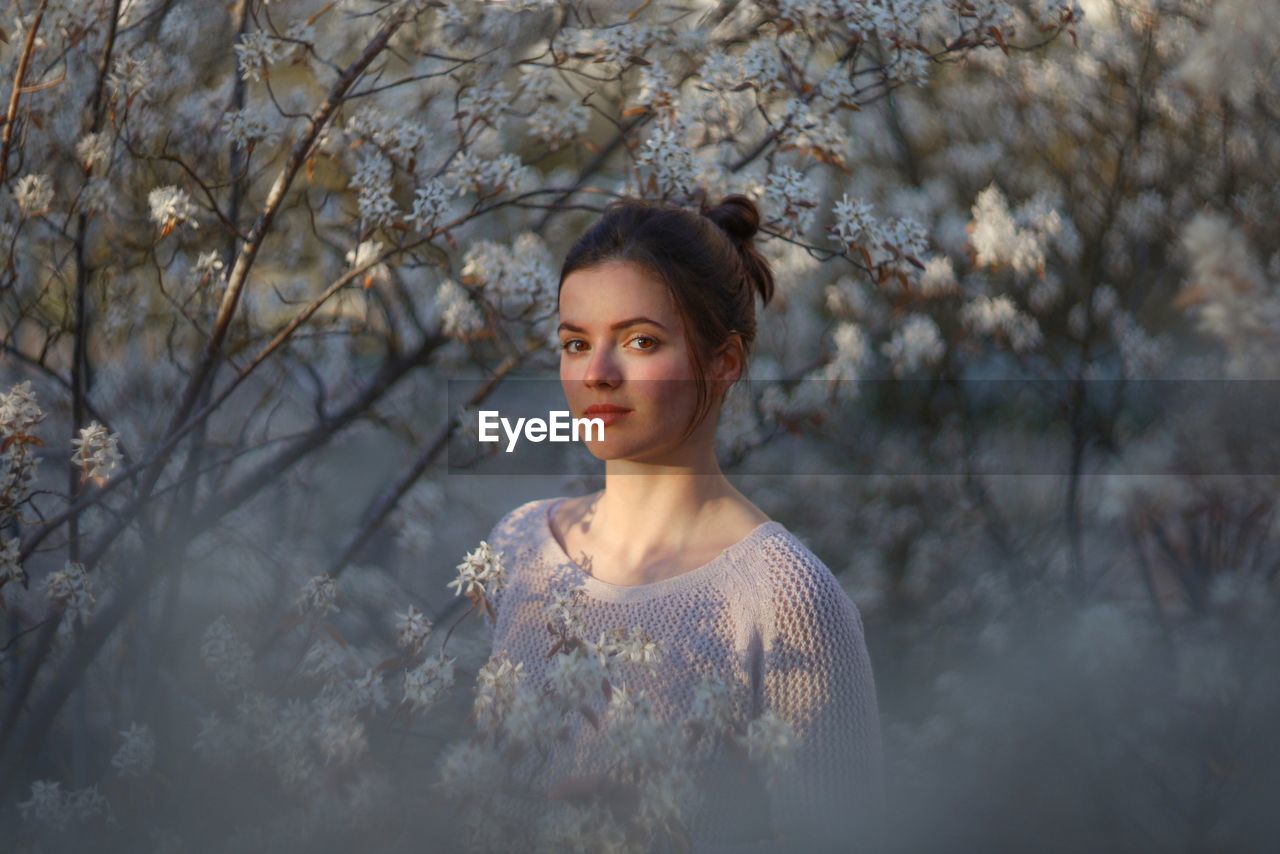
[{"x1": 583, "y1": 345, "x2": 622, "y2": 387}]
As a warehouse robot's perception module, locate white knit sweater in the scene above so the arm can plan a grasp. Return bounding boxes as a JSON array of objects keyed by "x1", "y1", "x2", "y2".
[{"x1": 481, "y1": 496, "x2": 884, "y2": 852}]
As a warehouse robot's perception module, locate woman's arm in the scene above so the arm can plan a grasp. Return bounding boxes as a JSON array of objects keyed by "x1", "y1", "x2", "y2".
[{"x1": 758, "y1": 539, "x2": 885, "y2": 850}]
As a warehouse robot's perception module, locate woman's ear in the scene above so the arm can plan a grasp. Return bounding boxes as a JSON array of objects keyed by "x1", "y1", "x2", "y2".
[{"x1": 710, "y1": 332, "x2": 745, "y2": 390}]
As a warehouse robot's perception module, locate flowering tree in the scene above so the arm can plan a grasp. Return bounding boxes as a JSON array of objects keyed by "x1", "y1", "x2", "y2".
[{"x1": 2, "y1": 0, "x2": 1278, "y2": 851}]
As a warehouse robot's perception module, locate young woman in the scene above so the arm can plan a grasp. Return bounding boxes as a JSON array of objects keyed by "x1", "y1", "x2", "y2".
[{"x1": 481, "y1": 194, "x2": 884, "y2": 852}]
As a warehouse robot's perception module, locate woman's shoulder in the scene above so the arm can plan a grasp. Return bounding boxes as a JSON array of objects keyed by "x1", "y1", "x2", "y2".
[{"x1": 745, "y1": 524, "x2": 864, "y2": 633}]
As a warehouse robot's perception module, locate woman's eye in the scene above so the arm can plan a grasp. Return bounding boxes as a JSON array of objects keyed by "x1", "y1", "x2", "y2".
[
  {"x1": 630, "y1": 335, "x2": 657, "y2": 351},
  {"x1": 561, "y1": 339, "x2": 585, "y2": 353}
]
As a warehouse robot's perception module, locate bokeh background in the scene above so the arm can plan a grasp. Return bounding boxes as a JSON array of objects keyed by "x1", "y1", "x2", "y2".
[{"x1": 1, "y1": 0, "x2": 1278, "y2": 851}]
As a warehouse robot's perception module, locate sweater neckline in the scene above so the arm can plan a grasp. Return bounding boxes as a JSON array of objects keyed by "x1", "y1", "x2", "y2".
[{"x1": 541, "y1": 496, "x2": 783, "y2": 604}]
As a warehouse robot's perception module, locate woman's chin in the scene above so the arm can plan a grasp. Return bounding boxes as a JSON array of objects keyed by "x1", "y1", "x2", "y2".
[{"x1": 583, "y1": 442, "x2": 634, "y2": 461}]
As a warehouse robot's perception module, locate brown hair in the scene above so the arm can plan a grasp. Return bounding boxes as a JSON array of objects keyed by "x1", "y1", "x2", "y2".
[{"x1": 558, "y1": 193, "x2": 776, "y2": 442}]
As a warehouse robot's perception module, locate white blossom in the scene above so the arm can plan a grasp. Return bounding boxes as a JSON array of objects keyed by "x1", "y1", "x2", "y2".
[
  {"x1": 960, "y1": 295, "x2": 1044, "y2": 352},
  {"x1": 436, "y1": 279, "x2": 486, "y2": 339},
  {"x1": 919, "y1": 256, "x2": 959, "y2": 296},
  {"x1": 544, "y1": 586, "x2": 588, "y2": 638},
  {"x1": 689, "y1": 674, "x2": 736, "y2": 734},
  {"x1": 447, "y1": 540, "x2": 505, "y2": 601},
  {"x1": 403, "y1": 654, "x2": 455, "y2": 712},
  {"x1": 76, "y1": 133, "x2": 112, "y2": 170},
  {"x1": 234, "y1": 31, "x2": 287, "y2": 83},
  {"x1": 831, "y1": 193, "x2": 877, "y2": 247},
  {"x1": 14, "y1": 173, "x2": 54, "y2": 216},
  {"x1": 222, "y1": 106, "x2": 281, "y2": 149},
  {"x1": 409, "y1": 180, "x2": 451, "y2": 232},
  {"x1": 436, "y1": 739, "x2": 504, "y2": 797},
  {"x1": 882, "y1": 314, "x2": 946, "y2": 375},
  {"x1": 764, "y1": 166, "x2": 818, "y2": 235},
  {"x1": 148, "y1": 186, "x2": 199, "y2": 234},
  {"x1": 1, "y1": 380, "x2": 44, "y2": 434},
  {"x1": 201, "y1": 616, "x2": 254, "y2": 692},
  {"x1": 544, "y1": 649, "x2": 605, "y2": 706},
  {"x1": 395, "y1": 604, "x2": 433, "y2": 653},
  {"x1": 18, "y1": 781, "x2": 108, "y2": 830},
  {"x1": 297, "y1": 574, "x2": 339, "y2": 618},
  {"x1": 70, "y1": 421, "x2": 122, "y2": 484},
  {"x1": 745, "y1": 710, "x2": 796, "y2": 768},
  {"x1": 112, "y1": 722, "x2": 156, "y2": 777},
  {"x1": 634, "y1": 116, "x2": 699, "y2": 198},
  {"x1": 302, "y1": 636, "x2": 350, "y2": 679},
  {"x1": 698, "y1": 53, "x2": 744, "y2": 91},
  {"x1": 472, "y1": 652, "x2": 524, "y2": 730},
  {"x1": 1, "y1": 535, "x2": 23, "y2": 587},
  {"x1": 45, "y1": 560, "x2": 94, "y2": 621},
  {"x1": 527, "y1": 100, "x2": 591, "y2": 150},
  {"x1": 346, "y1": 239, "x2": 391, "y2": 288}
]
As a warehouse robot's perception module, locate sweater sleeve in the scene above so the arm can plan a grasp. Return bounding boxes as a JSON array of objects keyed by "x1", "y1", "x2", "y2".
[{"x1": 758, "y1": 537, "x2": 885, "y2": 850}]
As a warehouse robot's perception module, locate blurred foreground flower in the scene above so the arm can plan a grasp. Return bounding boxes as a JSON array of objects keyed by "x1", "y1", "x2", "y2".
[
  {"x1": 112, "y1": 722, "x2": 156, "y2": 777},
  {"x1": 71, "y1": 422, "x2": 122, "y2": 486}
]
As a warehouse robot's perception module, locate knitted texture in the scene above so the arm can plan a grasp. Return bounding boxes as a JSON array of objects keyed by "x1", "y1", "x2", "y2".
[{"x1": 481, "y1": 496, "x2": 884, "y2": 852}]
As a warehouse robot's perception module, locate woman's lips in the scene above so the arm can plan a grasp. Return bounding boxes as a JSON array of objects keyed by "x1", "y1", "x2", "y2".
[{"x1": 583, "y1": 406, "x2": 630, "y2": 427}]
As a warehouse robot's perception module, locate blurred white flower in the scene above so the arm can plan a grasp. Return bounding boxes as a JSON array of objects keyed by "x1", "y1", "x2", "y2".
[
  {"x1": 544, "y1": 649, "x2": 605, "y2": 706},
  {"x1": 918, "y1": 256, "x2": 959, "y2": 296},
  {"x1": 528, "y1": 100, "x2": 590, "y2": 151},
  {"x1": 697, "y1": 52, "x2": 743, "y2": 91},
  {"x1": 612, "y1": 626, "x2": 662, "y2": 669},
  {"x1": 882, "y1": 314, "x2": 945, "y2": 375},
  {"x1": 745, "y1": 710, "x2": 796, "y2": 767},
  {"x1": 71, "y1": 421, "x2": 122, "y2": 485},
  {"x1": 544, "y1": 586, "x2": 588, "y2": 638},
  {"x1": 634, "y1": 116, "x2": 699, "y2": 198},
  {"x1": 970, "y1": 184, "x2": 1080, "y2": 277},
  {"x1": 112, "y1": 722, "x2": 156, "y2": 777},
  {"x1": 302, "y1": 636, "x2": 350, "y2": 679},
  {"x1": 395, "y1": 604, "x2": 433, "y2": 653},
  {"x1": 403, "y1": 654, "x2": 455, "y2": 713},
  {"x1": 17, "y1": 780, "x2": 108, "y2": 830},
  {"x1": 436, "y1": 279, "x2": 486, "y2": 339},
  {"x1": 148, "y1": 186, "x2": 199, "y2": 236},
  {"x1": 436, "y1": 739, "x2": 504, "y2": 797},
  {"x1": 201, "y1": 616, "x2": 253, "y2": 692},
  {"x1": 234, "y1": 31, "x2": 286, "y2": 82},
  {"x1": 14, "y1": 173, "x2": 54, "y2": 216},
  {"x1": 473, "y1": 652, "x2": 524, "y2": 730},
  {"x1": 45, "y1": 560, "x2": 94, "y2": 622},
  {"x1": 409, "y1": 180, "x2": 451, "y2": 232},
  {"x1": 392, "y1": 481, "x2": 445, "y2": 555},
  {"x1": 222, "y1": 106, "x2": 281, "y2": 149},
  {"x1": 0, "y1": 380, "x2": 44, "y2": 434},
  {"x1": 76, "y1": 133, "x2": 112, "y2": 170},
  {"x1": 297, "y1": 574, "x2": 339, "y2": 618},
  {"x1": 689, "y1": 674, "x2": 736, "y2": 735},
  {"x1": 1, "y1": 535, "x2": 23, "y2": 587},
  {"x1": 764, "y1": 166, "x2": 818, "y2": 235},
  {"x1": 18, "y1": 780, "x2": 68, "y2": 829},
  {"x1": 960, "y1": 295, "x2": 1043, "y2": 352},
  {"x1": 346, "y1": 239, "x2": 391, "y2": 289},
  {"x1": 347, "y1": 668, "x2": 391, "y2": 712}
]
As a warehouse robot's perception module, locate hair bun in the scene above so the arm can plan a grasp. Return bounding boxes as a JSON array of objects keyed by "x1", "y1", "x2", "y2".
[{"x1": 702, "y1": 193, "x2": 761, "y2": 244}]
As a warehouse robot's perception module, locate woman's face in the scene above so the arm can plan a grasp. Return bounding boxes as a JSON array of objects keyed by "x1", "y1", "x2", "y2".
[{"x1": 558, "y1": 261, "x2": 729, "y2": 462}]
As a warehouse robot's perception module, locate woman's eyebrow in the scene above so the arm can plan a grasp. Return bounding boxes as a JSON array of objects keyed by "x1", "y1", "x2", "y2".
[{"x1": 557, "y1": 317, "x2": 669, "y2": 333}]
